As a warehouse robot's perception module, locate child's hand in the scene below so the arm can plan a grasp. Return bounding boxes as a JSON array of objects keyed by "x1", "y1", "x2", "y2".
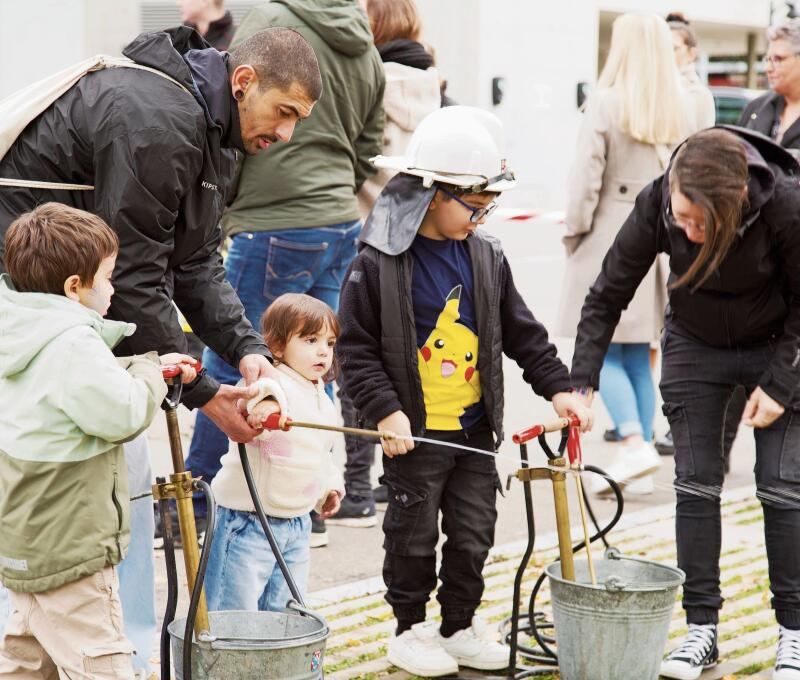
[
  {"x1": 551, "y1": 391, "x2": 594, "y2": 433},
  {"x1": 159, "y1": 353, "x2": 198, "y2": 384},
  {"x1": 318, "y1": 490, "x2": 342, "y2": 519},
  {"x1": 247, "y1": 398, "x2": 280, "y2": 430},
  {"x1": 377, "y1": 410, "x2": 414, "y2": 457}
]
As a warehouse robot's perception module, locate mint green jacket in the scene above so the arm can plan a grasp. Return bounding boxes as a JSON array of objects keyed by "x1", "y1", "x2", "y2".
[{"x1": 0, "y1": 276, "x2": 167, "y2": 592}]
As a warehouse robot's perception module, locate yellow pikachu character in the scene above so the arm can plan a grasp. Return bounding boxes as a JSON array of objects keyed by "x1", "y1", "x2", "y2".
[{"x1": 418, "y1": 285, "x2": 482, "y2": 430}]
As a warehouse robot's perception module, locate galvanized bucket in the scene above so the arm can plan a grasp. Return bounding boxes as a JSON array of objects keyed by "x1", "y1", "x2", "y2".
[
  {"x1": 545, "y1": 550, "x2": 684, "y2": 680},
  {"x1": 168, "y1": 608, "x2": 329, "y2": 680}
]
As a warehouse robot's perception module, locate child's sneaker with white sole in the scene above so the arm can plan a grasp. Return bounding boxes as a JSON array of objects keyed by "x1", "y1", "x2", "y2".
[
  {"x1": 438, "y1": 615, "x2": 509, "y2": 671},
  {"x1": 775, "y1": 625, "x2": 800, "y2": 679},
  {"x1": 387, "y1": 621, "x2": 459, "y2": 677}
]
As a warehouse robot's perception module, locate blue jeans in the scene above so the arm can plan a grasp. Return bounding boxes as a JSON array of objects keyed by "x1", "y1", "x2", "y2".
[
  {"x1": 185, "y1": 223, "x2": 360, "y2": 516},
  {"x1": 599, "y1": 342, "x2": 655, "y2": 440},
  {"x1": 205, "y1": 506, "x2": 311, "y2": 612},
  {"x1": 118, "y1": 433, "x2": 157, "y2": 674}
]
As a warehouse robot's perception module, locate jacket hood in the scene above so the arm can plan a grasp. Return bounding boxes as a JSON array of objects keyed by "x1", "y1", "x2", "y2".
[
  {"x1": 359, "y1": 173, "x2": 436, "y2": 255},
  {"x1": 662, "y1": 125, "x2": 798, "y2": 231},
  {"x1": 273, "y1": 0, "x2": 373, "y2": 57},
  {"x1": 123, "y1": 26, "x2": 208, "y2": 91},
  {"x1": 383, "y1": 62, "x2": 441, "y2": 133},
  {"x1": 0, "y1": 275, "x2": 135, "y2": 378}
]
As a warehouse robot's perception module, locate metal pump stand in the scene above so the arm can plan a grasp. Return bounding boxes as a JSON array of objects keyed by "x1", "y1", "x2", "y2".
[{"x1": 152, "y1": 366, "x2": 210, "y2": 640}]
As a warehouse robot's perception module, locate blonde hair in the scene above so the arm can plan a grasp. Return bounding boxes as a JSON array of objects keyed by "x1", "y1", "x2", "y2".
[{"x1": 598, "y1": 13, "x2": 685, "y2": 145}]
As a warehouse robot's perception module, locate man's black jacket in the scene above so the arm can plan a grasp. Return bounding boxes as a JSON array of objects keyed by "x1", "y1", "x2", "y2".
[
  {"x1": 571, "y1": 126, "x2": 800, "y2": 407},
  {"x1": 0, "y1": 27, "x2": 269, "y2": 407}
]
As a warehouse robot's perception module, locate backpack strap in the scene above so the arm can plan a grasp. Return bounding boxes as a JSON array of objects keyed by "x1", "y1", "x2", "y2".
[{"x1": 0, "y1": 57, "x2": 192, "y2": 192}]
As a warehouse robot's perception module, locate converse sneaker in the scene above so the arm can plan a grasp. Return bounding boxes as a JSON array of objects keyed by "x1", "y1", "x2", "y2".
[
  {"x1": 327, "y1": 494, "x2": 377, "y2": 527},
  {"x1": 588, "y1": 441, "x2": 662, "y2": 495},
  {"x1": 774, "y1": 625, "x2": 800, "y2": 679},
  {"x1": 660, "y1": 624, "x2": 718, "y2": 680},
  {"x1": 438, "y1": 615, "x2": 509, "y2": 671},
  {"x1": 387, "y1": 621, "x2": 459, "y2": 677}
]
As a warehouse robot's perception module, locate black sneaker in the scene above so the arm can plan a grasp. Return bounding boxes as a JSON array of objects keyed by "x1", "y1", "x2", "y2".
[
  {"x1": 603, "y1": 428, "x2": 621, "y2": 442},
  {"x1": 655, "y1": 430, "x2": 675, "y2": 456},
  {"x1": 775, "y1": 625, "x2": 800, "y2": 679},
  {"x1": 373, "y1": 484, "x2": 388, "y2": 504},
  {"x1": 310, "y1": 511, "x2": 328, "y2": 548},
  {"x1": 660, "y1": 624, "x2": 718, "y2": 679},
  {"x1": 327, "y1": 494, "x2": 377, "y2": 527}
]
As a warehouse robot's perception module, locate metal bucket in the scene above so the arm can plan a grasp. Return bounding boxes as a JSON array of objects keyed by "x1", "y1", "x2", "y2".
[
  {"x1": 168, "y1": 609, "x2": 329, "y2": 680},
  {"x1": 545, "y1": 550, "x2": 684, "y2": 680}
]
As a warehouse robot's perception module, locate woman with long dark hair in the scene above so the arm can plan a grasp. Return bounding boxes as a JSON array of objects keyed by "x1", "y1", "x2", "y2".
[{"x1": 570, "y1": 126, "x2": 800, "y2": 680}]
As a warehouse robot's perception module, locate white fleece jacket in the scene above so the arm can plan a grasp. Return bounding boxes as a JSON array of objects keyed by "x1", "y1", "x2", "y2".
[{"x1": 211, "y1": 364, "x2": 344, "y2": 518}]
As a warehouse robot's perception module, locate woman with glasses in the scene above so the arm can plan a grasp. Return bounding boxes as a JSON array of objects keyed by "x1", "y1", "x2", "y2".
[
  {"x1": 571, "y1": 126, "x2": 800, "y2": 680},
  {"x1": 556, "y1": 12, "x2": 700, "y2": 495},
  {"x1": 741, "y1": 20, "x2": 800, "y2": 153}
]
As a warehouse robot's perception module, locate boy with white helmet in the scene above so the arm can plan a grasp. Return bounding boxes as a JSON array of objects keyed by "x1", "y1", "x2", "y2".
[{"x1": 337, "y1": 106, "x2": 593, "y2": 677}]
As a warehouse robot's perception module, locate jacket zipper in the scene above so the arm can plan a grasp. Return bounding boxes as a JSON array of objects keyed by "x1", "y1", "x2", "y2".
[
  {"x1": 398, "y1": 255, "x2": 425, "y2": 434},
  {"x1": 111, "y1": 471, "x2": 124, "y2": 552}
]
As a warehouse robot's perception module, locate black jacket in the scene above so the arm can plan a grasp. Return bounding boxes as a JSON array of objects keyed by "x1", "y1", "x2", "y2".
[
  {"x1": 0, "y1": 27, "x2": 269, "y2": 408},
  {"x1": 571, "y1": 126, "x2": 800, "y2": 406},
  {"x1": 738, "y1": 92, "x2": 800, "y2": 150},
  {"x1": 337, "y1": 174, "x2": 571, "y2": 443}
]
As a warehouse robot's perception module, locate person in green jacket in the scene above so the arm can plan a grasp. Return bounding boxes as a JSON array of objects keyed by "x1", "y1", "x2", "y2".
[
  {"x1": 0, "y1": 203, "x2": 196, "y2": 679},
  {"x1": 186, "y1": 0, "x2": 386, "y2": 544}
]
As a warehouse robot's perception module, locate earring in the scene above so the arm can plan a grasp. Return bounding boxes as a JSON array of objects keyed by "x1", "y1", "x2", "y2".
[{"x1": 234, "y1": 90, "x2": 244, "y2": 101}]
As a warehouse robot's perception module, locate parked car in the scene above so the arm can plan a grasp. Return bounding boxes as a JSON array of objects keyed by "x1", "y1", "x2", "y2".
[{"x1": 710, "y1": 86, "x2": 763, "y2": 125}]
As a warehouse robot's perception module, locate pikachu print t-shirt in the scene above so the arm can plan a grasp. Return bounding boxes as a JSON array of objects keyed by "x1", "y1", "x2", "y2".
[{"x1": 410, "y1": 234, "x2": 485, "y2": 430}]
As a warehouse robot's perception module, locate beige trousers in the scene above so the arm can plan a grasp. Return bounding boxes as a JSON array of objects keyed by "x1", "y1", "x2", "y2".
[{"x1": 0, "y1": 566, "x2": 136, "y2": 680}]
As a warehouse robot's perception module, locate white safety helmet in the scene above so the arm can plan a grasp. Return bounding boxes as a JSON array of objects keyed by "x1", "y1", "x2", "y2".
[{"x1": 372, "y1": 105, "x2": 517, "y2": 193}]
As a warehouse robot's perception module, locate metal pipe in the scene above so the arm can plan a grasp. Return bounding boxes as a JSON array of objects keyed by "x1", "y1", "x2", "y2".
[
  {"x1": 172, "y1": 471, "x2": 210, "y2": 637},
  {"x1": 550, "y1": 459, "x2": 575, "y2": 582},
  {"x1": 574, "y1": 475, "x2": 597, "y2": 585},
  {"x1": 165, "y1": 408, "x2": 186, "y2": 473}
]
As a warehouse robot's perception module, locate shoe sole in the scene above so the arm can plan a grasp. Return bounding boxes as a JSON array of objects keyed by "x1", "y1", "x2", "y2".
[
  {"x1": 659, "y1": 660, "x2": 717, "y2": 680},
  {"x1": 386, "y1": 651, "x2": 458, "y2": 677},
  {"x1": 448, "y1": 655, "x2": 509, "y2": 671},
  {"x1": 592, "y1": 460, "x2": 662, "y2": 496},
  {"x1": 310, "y1": 534, "x2": 329, "y2": 548},
  {"x1": 326, "y1": 516, "x2": 378, "y2": 528}
]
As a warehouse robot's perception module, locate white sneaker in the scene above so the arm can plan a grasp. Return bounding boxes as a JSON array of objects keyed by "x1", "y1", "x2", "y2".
[
  {"x1": 387, "y1": 621, "x2": 459, "y2": 677},
  {"x1": 775, "y1": 625, "x2": 800, "y2": 679},
  {"x1": 626, "y1": 474, "x2": 655, "y2": 495},
  {"x1": 438, "y1": 615, "x2": 509, "y2": 671},
  {"x1": 588, "y1": 442, "x2": 662, "y2": 495},
  {"x1": 660, "y1": 624, "x2": 718, "y2": 680}
]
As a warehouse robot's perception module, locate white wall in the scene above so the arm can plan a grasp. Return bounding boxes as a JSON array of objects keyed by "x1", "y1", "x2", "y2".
[{"x1": 416, "y1": 0, "x2": 772, "y2": 211}]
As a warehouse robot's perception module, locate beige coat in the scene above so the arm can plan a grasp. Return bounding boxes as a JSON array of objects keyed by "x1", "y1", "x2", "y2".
[
  {"x1": 357, "y1": 61, "x2": 441, "y2": 219},
  {"x1": 556, "y1": 87, "x2": 698, "y2": 343},
  {"x1": 680, "y1": 64, "x2": 716, "y2": 132}
]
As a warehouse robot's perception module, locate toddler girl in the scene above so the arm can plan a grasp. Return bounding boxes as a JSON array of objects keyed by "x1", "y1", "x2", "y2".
[{"x1": 205, "y1": 293, "x2": 344, "y2": 611}]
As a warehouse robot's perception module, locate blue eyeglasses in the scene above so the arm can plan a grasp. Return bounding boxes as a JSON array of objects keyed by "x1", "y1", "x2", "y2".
[{"x1": 437, "y1": 187, "x2": 498, "y2": 223}]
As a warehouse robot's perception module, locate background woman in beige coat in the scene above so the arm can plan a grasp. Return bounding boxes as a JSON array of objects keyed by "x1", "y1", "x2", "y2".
[{"x1": 556, "y1": 12, "x2": 699, "y2": 494}]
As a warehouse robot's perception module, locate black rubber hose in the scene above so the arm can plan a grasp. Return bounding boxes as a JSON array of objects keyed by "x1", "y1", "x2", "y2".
[
  {"x1": 182, "y1": 480, "x2": 216, "y2": 680},
  {"x1": 159, "y1": 495, "x2": 179, "y2": 680},
  {"x1": 502, "y1": 466, "x2": 624, "y2": 668},
  {"x1": 238, "y1": 442, "x2": 305, "y2": 606}
]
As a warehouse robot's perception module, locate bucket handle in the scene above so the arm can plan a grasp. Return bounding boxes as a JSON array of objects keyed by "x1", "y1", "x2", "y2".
[{"x1": 288, "y1": 599, "x2": 331, "y2": 637}]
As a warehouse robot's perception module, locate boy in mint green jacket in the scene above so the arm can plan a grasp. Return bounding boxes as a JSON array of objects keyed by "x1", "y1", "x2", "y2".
[{"x1": 0, "y1": 203, "x2": 196, "y2": 679}]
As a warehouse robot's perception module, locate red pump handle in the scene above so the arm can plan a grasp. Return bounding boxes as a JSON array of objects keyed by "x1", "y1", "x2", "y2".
[
  {"x1": 566, "y1": 421, "x2": 582, "y2": 466},
  {"x1": 262, "y1": 412, "x2": 293, "y2": 431},
  {"x1": 161, "y1": 359, "x2": 202, "y2": 379}
]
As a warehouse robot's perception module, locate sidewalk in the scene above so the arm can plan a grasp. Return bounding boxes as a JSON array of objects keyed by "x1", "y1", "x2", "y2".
[{"x1": 150, "y1": 484, "x2": 776, "y2": 679}]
